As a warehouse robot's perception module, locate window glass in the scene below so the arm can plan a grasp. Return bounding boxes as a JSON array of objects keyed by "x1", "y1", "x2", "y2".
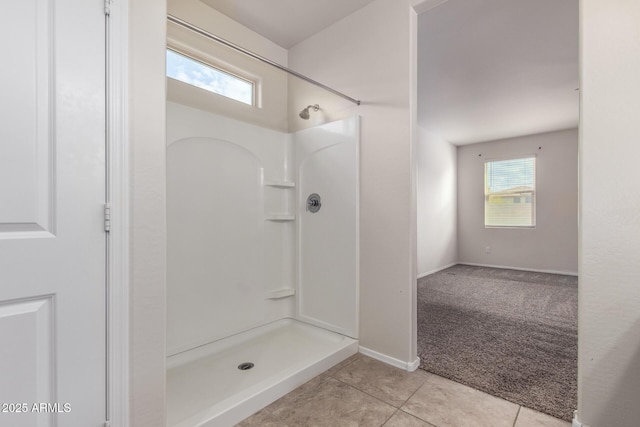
[{"x1": 166, "y1": 49, "x2": 254, "y2": 105}]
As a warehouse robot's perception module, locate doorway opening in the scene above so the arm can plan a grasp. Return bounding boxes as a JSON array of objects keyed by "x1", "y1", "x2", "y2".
[{"x1": 415, "y1": 0, "x2": 579, "y2": 422}]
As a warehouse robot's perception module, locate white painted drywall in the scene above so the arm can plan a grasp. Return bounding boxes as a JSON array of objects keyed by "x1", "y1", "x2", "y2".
[
  {"x1": 167, "y1": 0, "x2": 287, "y2": 65},
  {"x1": 413, "y1": 0, "x2": 450, "y2": 15},
  {"x1": 416, "y1": 128, "x2": 458, "y2": 277},
  {"x1": 289, "y1": 0, "x2": 418, "y2": 364},
  {"x1": 129, "y1": 0, "x2": 166, "y2": 425},
  {"x1": 199, "y1": 0, "x2": 378, "y2": 49},
  {"x1": 166, "y1": 102, "x2": 295, "y2": 355},
  {"x1": 167, "y1": 0, "x2": 289, "y2": 131},
  {"x1": 457, "y1": 129, "x2": 578, "y2": 274},
  {"x1": 287, "y1": 77, "x2": 356, "y2": 133},
  {"x1": 578, "y1": 1, "x2": 640, "y2": 425}
]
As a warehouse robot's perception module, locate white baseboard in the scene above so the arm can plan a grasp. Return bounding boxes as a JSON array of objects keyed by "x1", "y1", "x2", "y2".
[
  {"x1": 417, "y1": 262, "x2": 457, "y2": 279},
  {"x1": 458, "y1": 262, "x2": 578, "y2": 277},
  {"x1": 572, "y1": 411, "x2": 588, "y2": 427},
  {"x1": 407, "y1": 357, "x2": 420, "y2": 372},
  {"x1": 359, "y1": 346, "x2": 420, "y2": 372}
]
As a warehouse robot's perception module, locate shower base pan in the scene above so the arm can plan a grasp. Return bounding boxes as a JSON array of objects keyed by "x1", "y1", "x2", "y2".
[{"x1": 166, "y1": 318, "x2": 358, "y2": 427}]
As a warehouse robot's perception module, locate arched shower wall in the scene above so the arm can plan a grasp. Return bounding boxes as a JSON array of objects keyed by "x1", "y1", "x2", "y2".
[
  {"x1": 166, "y1": 101, "x2": 296, "y2": 355},
  {"x1": 296, "y1": 116, "x2": 360, "y2": 338}
]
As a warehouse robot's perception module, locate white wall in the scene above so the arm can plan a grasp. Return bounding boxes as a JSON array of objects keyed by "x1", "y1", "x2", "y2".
[
  {"x1": 578, "y1": 1, "x2": 640, "y2": 425},
  {"x1": 287, "y1": 77, "x2": 356, "y2": 133},
  {"x1": 129, "y1": 0, "x2": 166, "y2": 425},
  {"x1": 167, "y1": 0, "x2": 287, "y2": 65},
  {"x1": 289, "y1": 0, "x2": 418, "y2": 365},
  {"x1": 416, "y1": 128, "x2": 458, "y2": 276},
  {"x1": 457, "y1": 129, "x2": 578, "y2": 274}
]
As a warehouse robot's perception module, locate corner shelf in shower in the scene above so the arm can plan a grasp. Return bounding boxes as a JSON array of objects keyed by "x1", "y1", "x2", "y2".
[
  {"x1": 263, "y1": 180, "x2": 295, "y2": 188},
  {"x1": 265, "y1": 214, "x2": 295, "y2": 221},
  {"x1": 266, "y1": 287, "x2": 296, "y2": 299}
]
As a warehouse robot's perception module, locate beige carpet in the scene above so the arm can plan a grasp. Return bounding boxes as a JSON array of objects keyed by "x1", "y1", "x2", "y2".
[{"x1": 417, "y1": 264, "x2": 577, "y2": 421}]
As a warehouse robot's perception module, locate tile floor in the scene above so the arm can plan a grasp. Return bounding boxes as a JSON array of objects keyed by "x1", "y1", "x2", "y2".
[{"x1": 238, "y1": 354, "x2": 570, "y2": 427}]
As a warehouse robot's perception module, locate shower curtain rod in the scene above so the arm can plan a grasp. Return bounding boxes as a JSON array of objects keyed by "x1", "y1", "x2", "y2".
[{"x1": 167, "y1": 15, "x2": 362, "y2": 106}]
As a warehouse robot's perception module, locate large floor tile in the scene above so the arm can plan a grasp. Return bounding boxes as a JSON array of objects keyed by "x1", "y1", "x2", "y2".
[
  {"x1": 383, "y1": 410, "x2": 436, "y2": 427},
  {"x1": 515, "y1": 407, "x2": 571, "y2": 427},
  {"x1": 238, "y1": 377, "x2": 396, "y2": 426},
  {"x1": 401, "y1": 373, "x2": 519, "y2": 427},
  {"x1": 334, "y1": 355, "x2": 429, "y2": 407},
  {"x1": 324, "y1": 353, "x2": 361, "y2": 378},
  {"x1": 236, "y1": 374, "x2": 328, "y2": 426}
]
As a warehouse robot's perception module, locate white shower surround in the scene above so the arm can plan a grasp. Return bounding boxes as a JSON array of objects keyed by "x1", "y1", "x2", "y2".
[
  {"x1": 296, "y1": 118, "x2": 360, "y2": 338},
  {"x1": 166, "y1": 102, "x2": 294, "y2": 355},
  {"x1": 166, "y1": 102, "x2": 359, "y2": 425}
]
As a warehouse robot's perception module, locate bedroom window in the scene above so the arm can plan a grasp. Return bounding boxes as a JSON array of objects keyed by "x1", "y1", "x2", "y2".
[
  {"x1": 166, "y1": 48, "x2": 254, "y2": 106},
  {"x1": 484, "y1": 156, "x2": 536, "y2": 227}
]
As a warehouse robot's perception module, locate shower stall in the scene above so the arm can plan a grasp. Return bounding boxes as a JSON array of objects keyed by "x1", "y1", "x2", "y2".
[{"x1": 165, "y1": 13, "x2": 360, "y2": 427}]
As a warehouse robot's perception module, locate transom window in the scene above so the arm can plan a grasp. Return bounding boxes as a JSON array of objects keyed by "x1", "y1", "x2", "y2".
[
  {"x1": 484, "y1": 157, "x2": 536, "y2": 227},
  {"x1": 166, "y1": 48, "x2": 254, "y2": 106}
]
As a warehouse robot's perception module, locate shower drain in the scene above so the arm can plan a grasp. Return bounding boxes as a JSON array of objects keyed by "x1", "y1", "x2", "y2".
[{"x1": 237, "y1": 362, "x2": 255, "y2": 371}]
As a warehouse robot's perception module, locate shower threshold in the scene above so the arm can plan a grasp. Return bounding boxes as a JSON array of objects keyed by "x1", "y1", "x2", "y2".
[{"x1": 166, "y1": 318, "x2": 359, "y2": 427}]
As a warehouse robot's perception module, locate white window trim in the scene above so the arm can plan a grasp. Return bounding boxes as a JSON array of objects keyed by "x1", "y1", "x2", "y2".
[{"x1": 166, "y1": 37, "x2": 262, "y2": 108}]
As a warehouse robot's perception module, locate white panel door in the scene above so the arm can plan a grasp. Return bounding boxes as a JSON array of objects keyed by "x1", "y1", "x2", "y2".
[{"x1": 0, "y1": 0, "x2": 106, "y2": 426}]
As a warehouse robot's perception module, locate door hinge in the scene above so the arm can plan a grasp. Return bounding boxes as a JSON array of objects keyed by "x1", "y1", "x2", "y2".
[
  {"x1": 104, "y1": 203, "x2": 111, "y2": 232},
  {"x1": 104, "y1": 0, "x2": 112, "y2": 16}
]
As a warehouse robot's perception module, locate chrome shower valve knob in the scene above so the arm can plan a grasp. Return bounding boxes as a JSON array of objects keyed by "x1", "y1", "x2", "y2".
[{"x1": 306, "y1": 193, "x2": 322, "y2": 213}]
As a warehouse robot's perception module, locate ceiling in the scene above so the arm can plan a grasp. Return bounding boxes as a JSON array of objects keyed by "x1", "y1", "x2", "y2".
[
  {"x1": 201, "y1": 0, "x2": 377, "y2": 49},
  {"x1": 200, "y1": 0, "x2": 578, "y2": 145},
  {"x1": 418, "y1": 0, "x2": 579, "y2": 145}
]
